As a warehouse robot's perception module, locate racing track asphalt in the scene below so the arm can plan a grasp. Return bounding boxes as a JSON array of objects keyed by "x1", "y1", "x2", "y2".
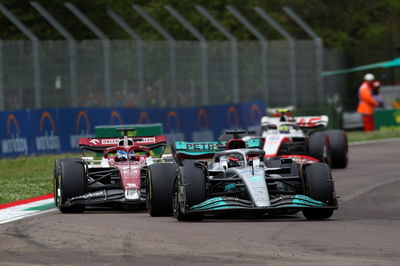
[{"x1": 1, "y1": 140, "x2": 399, "y2": 266}]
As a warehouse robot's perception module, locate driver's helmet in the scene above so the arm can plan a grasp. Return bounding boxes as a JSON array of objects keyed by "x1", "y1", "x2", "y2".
[
  {"x1": 128, "y1": 150, "x2": 135, "y2": 160},
  {"x1": 278, "y1": 125, "x2": 290, "y2": 134},
  {"x1": 116, "y1": 149, "x2": 128, "y2": 161},
  {"x1": 227, "y1": 153, "x2": 244, "y2": 168}
]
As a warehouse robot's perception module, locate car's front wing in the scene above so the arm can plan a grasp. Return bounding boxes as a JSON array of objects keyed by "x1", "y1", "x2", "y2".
[
  {"x1": 64, "y1": 189, "x2": 146, "y2": 207},
  {"x1": 188, "y1": 194, "x2": 337, "y2": 213}
]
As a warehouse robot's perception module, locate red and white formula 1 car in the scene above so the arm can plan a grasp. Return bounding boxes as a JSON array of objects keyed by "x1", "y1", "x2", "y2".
[
  {"x1": 53, "y1": 128, "x2": 176, "y2": 213},
  {"x1": 249, "y1": 109, "x2": 348, "y2": 168}
]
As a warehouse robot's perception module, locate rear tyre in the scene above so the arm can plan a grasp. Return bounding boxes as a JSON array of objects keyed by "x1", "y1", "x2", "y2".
[
  {"x1": 325, "y1": 130, "x2": 348, "y2": 168},
  {"x1": 147, "y1": 163, "x2": 178, "y2": 216},
  {"x1": 308, "y1": 132, "x2": 331, "y2": 166},
  {"x1": 302, "y1": 163, "x2": 335, "y2": 220},
  {"x1": 56, "y1": 159, "x2": 87, "y2": 213},
  {"x1": 173, "y1": 161, "x2": 206, "y2": 221}
]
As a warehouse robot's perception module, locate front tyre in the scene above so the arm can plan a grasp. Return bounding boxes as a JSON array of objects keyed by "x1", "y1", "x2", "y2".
[
  {"x1": 147, "y1": 163, "x2": 178, "y2": 216},
  {"x1": 56, "y1": 159, "x2": 87, "y2": 213},
  {"x1": 302, "y1": 163, "x2": 335, "y2": 220},
  {"x1": 173, "y1": 162, "x2": 206, "y2": 221}
]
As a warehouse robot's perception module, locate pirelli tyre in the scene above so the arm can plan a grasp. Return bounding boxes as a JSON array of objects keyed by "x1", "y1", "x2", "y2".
[
  {"x1": 325, "y1": 129, "x2": 348, "y2": 168},
  {"x1": 302, "y1": 163, "x2": 335, "y2": 220},
  {"x1": 55, "y1": 159, "x2": 87, "y2": 213},
  {"x1": 147, "y1": 163, "x2": 178, "y2": 216},
  {"x1": 307, "y1": 132, "x2": 331, "y2": 166},
  {"x1": 173, "y1": 161, "x2": 207, "y2": 221}
]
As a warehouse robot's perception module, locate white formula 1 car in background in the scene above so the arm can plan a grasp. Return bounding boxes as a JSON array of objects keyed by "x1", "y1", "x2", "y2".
[{"x1": 253, "y1": 108, "x2": 348, "y2": 168}]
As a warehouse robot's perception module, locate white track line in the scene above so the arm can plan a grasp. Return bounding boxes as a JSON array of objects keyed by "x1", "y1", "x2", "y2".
[
  {"x1": 0, "y1": 208, "x2": 57, "y2": 225},
  {"x1": 0, "y1": 198, "x2": 55, "y2": 225}
]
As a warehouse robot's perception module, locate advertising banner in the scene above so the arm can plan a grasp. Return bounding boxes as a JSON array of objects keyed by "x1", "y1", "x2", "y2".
[
  {"x1": 0, "y1": 101, "x2": 266, "y2": 158},
  {"x1": 374, "y1": 108, "x2": 400, "y2": 131}
]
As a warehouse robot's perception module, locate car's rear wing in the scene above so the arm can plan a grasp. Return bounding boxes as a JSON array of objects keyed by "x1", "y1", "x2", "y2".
[
  {"x1": 261, "y1": 115, "x2": 329, "y2": 128},
  {"x1": 294, "y1": 116, "x2": 329, "y2": 128},
  {"x1": 172, "y1": 138, "x2": 263, "y2": 162},
  {"x1": 79, "y1": 135, "x2": 167, "y2": 154}
]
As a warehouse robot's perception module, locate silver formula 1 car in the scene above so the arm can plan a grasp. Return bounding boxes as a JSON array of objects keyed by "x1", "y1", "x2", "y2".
[{"x1": 147, "y1": 130, "x2": 338, "y2": 221}]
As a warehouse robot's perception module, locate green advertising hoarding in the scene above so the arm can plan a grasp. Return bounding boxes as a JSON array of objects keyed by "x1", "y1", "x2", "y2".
[{"x1": 374, "y1": 109, "x2": 400, "y2": 131}]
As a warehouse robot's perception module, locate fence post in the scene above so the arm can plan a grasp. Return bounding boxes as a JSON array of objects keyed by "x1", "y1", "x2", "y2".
[
  {"x1": 254, "y1": 7, "x2": 297, "y2": 107},
  {"x1": 65, "y1": 2, "x2": 111, "y2": 107},
  {"x1": 133, "y1": 5, "x2": 177, "y2": 107},
  {"x1": 0, "y1": 3, "x2": 41, "y2": 109},
  {"x1": 31, "y1": 2, "x2": 77, "y2": 108},
  {"x1": 196, "y1": 5, "x2": 239, "y2": 104},
  {"x1": 107, "y1": 8, "x2": 145, "y2": 108},
  {"x1": 226, "y1": 5, "x2": 268, "y2": 103},
  {"x1": 283, "y1": 6, "x2": 324, "y2": 105},
  {"x1": 164, "y1": 5, "x2": 209, "y2": 106}
]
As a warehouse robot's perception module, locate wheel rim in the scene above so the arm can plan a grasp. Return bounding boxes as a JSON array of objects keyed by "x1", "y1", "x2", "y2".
[
  {"x1": 173, "y1": 190, "x2": 179, "y2": 217},
  {"x1": 173, "y1": 180, "x2": 182, "y2": 218},
  {"x1": 323, "y1": 137, "x2": 332, "y2": 165},
  {"x1": 55, "y1": 178, "x2": 62, "y2": 208},
  {"x1": 146, "y1": 172, "x2": 152, "y2": 212}
]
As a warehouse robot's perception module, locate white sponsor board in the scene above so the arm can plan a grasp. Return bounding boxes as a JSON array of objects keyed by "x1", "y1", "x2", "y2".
[
  {"x1": 36, "y1": 131, "x2": 61, "y2": 151},
  {"x1": 1, "y1": 133, "x2": 29, "y2": 155}
]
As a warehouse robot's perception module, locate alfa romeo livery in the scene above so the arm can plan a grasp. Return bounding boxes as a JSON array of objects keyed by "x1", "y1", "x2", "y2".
[{"x1": 53, "y1": 128, "x2": 172, "y2": 213}]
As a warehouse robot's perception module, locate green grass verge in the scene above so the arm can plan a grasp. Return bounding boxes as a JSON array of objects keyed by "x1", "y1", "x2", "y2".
[
  {"x1": 1, "y1": 131, "x2": 400, "y2": 205},
  {"x1": 347, "y1": 129, "x2": 400, "y2": 143},
  {"x1": 0, "y1": 153, "x2": 79, "y2": 204}
]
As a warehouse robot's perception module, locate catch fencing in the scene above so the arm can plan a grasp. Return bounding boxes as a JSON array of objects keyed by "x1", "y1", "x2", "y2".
[{"x1": 0, "y1": 39, "x2": 345, "y2": 111}]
